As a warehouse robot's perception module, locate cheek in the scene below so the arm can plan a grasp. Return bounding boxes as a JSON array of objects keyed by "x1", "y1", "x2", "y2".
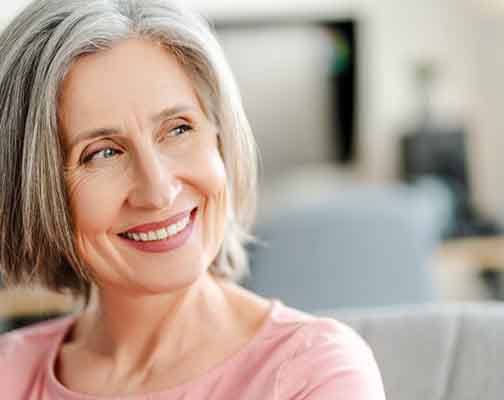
[
  {"x1": 200, "y1": 147, "x2": 227, "y2": 197},
  {"x1": 195, "y1": 146, "x2": 229, "y2": 261},
  {"x1": 66, "y1": 169, "x2": 123, "y2": 236}
]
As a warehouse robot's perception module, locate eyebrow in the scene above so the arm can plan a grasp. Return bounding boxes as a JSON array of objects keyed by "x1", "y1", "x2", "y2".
[{"x1": 68, "y1": 105, "x2": 195, "y2": 149}]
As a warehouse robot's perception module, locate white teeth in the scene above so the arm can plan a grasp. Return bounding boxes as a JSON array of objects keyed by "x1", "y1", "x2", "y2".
[
  {"x1": 167, "y1": 224, "x2": 177, "y2": 236},
  {"x1": 157, "y1": 228, "x2": 168, "y2": 240},
  {"x1": 123, "y1": 215, "x2": 191, "y2": 242}
]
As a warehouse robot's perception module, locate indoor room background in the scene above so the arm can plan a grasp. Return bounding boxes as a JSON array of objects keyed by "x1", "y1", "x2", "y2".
[{"x1": 2, "y1": 0, "x2": 504, "y2": 337}]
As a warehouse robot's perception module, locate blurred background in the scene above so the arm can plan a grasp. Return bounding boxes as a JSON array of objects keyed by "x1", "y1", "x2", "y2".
[{"x1": 3, "y1": 0, "x2": 504, "y2": 328}]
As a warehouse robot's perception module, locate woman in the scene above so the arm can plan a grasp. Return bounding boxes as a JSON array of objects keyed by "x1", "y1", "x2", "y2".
[{"x1": 0, "y1": 0, "x2": 385, "y2": 398}]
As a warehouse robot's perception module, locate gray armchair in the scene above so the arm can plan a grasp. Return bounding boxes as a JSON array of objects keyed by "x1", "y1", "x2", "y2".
[{"x1": 324, "y1": 302, "x2": 504, "y2": 400}]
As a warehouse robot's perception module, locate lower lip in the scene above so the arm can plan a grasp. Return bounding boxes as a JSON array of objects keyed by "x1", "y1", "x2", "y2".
[{"x1": 118, "y1": 209, "x2": 196, "y2": 253}]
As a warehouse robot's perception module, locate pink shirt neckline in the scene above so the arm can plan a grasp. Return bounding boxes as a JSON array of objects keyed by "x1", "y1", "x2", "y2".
[{"x1": 46, "y1": 298, "x2": 280, "y2": 399}]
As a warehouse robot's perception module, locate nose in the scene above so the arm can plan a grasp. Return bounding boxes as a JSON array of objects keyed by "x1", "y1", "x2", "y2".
[{"x1": 127, "y1": 147, "x2": 182, "y2": 210}]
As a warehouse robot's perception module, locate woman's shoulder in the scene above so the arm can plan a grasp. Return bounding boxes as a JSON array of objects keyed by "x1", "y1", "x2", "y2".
[
  {"x1": 271, "y1": 302, "x2": 386, "y2": 399},
  {"x1": 0, "y1": 315, "x2": 76, "y2": 384},
  {"x1": 276, "y1": 305, "x2": 375, "y2": 367},
  {"x1": 271, "y1": 300, "x2": 369, "y2": 348}
]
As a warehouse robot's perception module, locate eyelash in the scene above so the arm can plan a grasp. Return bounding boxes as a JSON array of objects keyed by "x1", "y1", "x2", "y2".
[{"x1": 80, "y1": 124, "x2": 193, "y2": 165}]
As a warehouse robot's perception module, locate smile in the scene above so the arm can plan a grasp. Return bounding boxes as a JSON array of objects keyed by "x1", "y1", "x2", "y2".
[
  {"x1": 117, "y1": 207, "x2": 197, "y2": 253},
  {"x1": 121, "y1": 215, "x2": 190, "y2": 242}
]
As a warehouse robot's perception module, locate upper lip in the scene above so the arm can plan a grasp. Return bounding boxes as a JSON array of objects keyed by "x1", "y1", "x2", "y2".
[{"x1": 120, "y1": 207, "x2": 196, "y2": 234}]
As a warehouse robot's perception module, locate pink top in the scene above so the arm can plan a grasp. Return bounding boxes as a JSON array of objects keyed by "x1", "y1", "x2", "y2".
[{"x1": 0, "y1": 299, "x2": 385, "y2": 399}]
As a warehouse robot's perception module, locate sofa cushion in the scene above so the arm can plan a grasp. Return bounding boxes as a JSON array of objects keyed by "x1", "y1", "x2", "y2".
[{"x1": 318, "y1": 302, "x2": 504, "y2": 400}]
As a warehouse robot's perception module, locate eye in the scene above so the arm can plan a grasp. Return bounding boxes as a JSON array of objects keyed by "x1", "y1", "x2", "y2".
[
  {"x1": 82, "y1": 147, "x2": 121, "y2": 164},
  {"x1": 169, "y1": 124, "x2": 193, "y2": 137}
]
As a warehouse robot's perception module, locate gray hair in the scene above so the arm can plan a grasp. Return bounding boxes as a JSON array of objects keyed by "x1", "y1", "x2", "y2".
[{"x1": 0, "y1": 0, "x2": 257, "y2": 304}]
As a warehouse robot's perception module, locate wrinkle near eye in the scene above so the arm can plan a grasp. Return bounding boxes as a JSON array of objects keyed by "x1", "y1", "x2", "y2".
[{"x1": 65, "y1": 161, "x2": 108, "y2": 195}]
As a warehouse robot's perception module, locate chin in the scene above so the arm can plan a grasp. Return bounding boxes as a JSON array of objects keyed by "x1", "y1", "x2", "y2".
[{"x1": 127, "y1": 259, "x2": 212, "y2": 295}]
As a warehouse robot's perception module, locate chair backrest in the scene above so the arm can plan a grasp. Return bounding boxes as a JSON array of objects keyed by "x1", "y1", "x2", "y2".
[
  {"x1": 245, "y1": 184, "x2": 444, "y2": 311},
  {"x1": 323, "y1": 302, "x2": 504, "y2": 400}
]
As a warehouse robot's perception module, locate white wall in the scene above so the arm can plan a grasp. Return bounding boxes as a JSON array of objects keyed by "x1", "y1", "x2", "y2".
[
  {"x1": 196, "y1": 2, "x2": 485, "y2": 184},
  {"x1": 471, "y1": 12, "x2": 504, "y2": 221}
]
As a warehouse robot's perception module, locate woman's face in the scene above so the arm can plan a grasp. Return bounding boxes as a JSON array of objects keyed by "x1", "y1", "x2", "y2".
[{"x1": 59, "y1": 38, "x2": 227, "y2": 294}]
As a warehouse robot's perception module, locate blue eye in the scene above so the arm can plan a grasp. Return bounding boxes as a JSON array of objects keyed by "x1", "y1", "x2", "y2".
[
  {"x1": 82, "y1": 147, "x2": 121, "y2": 164},
  {"x1": 170, "y1": 124, "x2": 192, "y2": 136}
]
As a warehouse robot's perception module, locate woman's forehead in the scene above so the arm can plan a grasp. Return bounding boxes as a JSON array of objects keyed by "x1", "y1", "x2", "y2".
[{"x1": 58, "y1": 38, "x2": 202, "y2": 138}]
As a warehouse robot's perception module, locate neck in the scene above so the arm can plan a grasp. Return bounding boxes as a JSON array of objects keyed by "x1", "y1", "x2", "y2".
[{"x1": 71, "y1": 273, "x2": 237, "y2": 376}]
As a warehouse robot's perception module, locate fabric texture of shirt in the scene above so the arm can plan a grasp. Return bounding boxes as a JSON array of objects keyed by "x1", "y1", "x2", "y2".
[{"x1": 0, "y1": 299, "x2": 386, "y2": 399}]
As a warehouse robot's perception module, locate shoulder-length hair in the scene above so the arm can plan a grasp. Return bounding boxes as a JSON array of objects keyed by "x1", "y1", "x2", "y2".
[{"x1": 0, "y1": 0, "x2": 257, "y2": 304}]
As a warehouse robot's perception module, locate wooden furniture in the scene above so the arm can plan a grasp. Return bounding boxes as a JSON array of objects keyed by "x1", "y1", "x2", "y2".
[
  {"x1": 437, "y1": 236, "x2": 504, "y2": 271},
  {"x1": 435, "y1": 236, "x2": 504, "y2": 300},
  {"x1": 0, "y1": 286, "x2": 77, "y2": 319}
]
